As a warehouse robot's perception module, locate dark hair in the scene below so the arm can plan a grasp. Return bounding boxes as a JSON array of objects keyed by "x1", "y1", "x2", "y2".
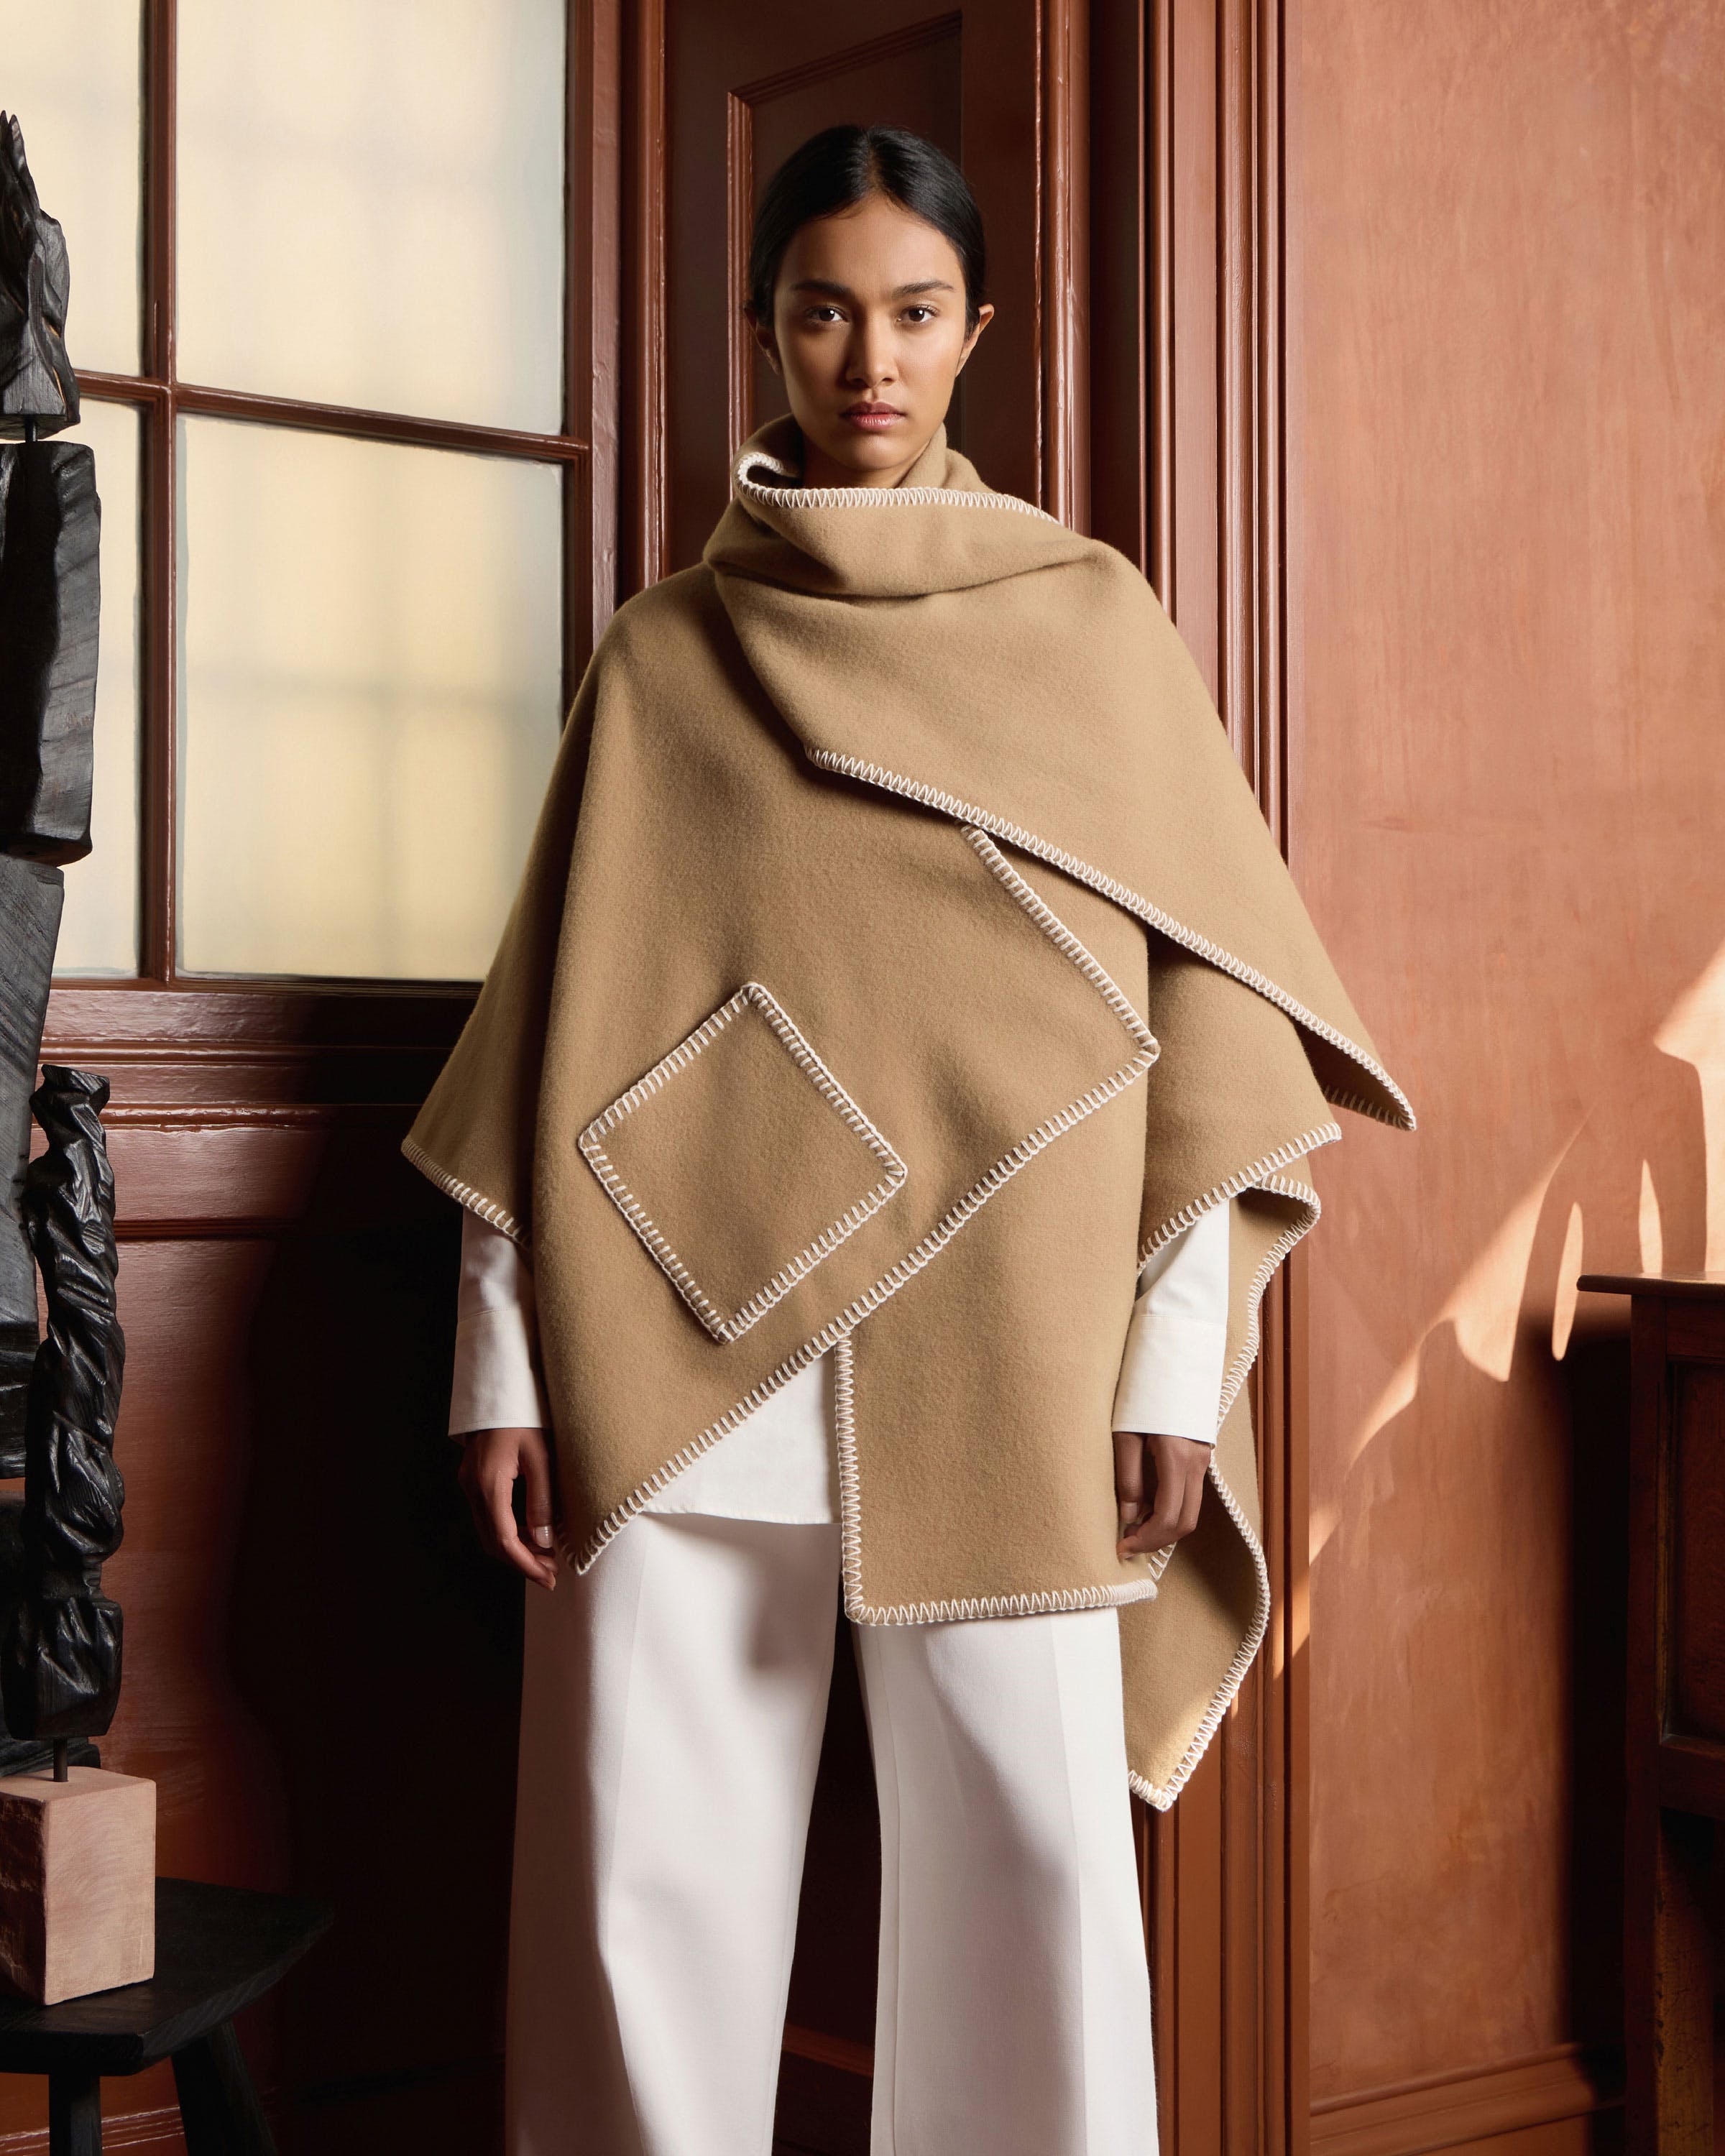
[{"x1": 747, "y1": 125, "x2": 987, "y2": 335}]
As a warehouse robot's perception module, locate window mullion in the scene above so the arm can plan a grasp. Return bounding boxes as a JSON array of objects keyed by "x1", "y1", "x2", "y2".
[{"x1": 139, "y1": 0, "x2": 178, "y2": 980}]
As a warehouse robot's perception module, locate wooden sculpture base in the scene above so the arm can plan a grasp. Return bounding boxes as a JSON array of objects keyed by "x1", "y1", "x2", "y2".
[{"x1": 0, "y1": 1767, "x2": 154, "y2": 2004}]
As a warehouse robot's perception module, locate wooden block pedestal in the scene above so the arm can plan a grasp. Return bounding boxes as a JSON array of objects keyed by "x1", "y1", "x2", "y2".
[{"x1": 0, "y1": 1769, "x2": 155, "y2": 2005}]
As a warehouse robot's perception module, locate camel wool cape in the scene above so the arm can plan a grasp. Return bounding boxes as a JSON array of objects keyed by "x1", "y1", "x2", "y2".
[{"x1": 402, "y1": 413, "x2": 1414, "y2": 1808}]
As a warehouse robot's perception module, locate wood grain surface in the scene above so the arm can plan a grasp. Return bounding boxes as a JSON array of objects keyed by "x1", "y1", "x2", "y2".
[{"x1": 1298, "y1": 0, "x2": 1725, "y2": 2106}]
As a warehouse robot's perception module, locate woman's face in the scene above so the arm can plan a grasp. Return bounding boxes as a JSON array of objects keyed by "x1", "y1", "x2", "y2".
[{"x1": 748, "y1": 191, "x2": 993, "y2": 489}]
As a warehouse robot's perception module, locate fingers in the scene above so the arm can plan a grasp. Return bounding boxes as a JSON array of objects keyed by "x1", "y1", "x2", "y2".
[
  {"x1": 496, "y1": 1429, "x2": 559, "y2": 1590},
  {"x1": 1113, "y1": 1429, "x2": 1146, "y2": 1538},
  {"x1": 459, "y1": 1429, "x2": 560, "y2": 1591},
  {"x1": 519, "y1": 1433, "x2": 557, "y2": 1560},
  {"x1": 1116, "y1": 1431, "x2": 1210, "y2": 1557}
]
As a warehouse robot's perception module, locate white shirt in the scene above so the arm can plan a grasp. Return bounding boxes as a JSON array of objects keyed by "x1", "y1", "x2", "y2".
[{"x1": 448, "y1": 1204, "x2": 1230, "y2": 1523}]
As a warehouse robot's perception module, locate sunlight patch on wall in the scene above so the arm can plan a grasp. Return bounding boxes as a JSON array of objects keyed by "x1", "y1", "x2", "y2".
[
  {"x1": 1551, "y1": 1203, "x2": 1585, "y2": 1360},
  {"x1": 1638, "y1": 1159, "x2": 1664, "y2": 1274},
  {"x1": 1440, "y1": 1164, "x2": 1570, "y2": 1383},
  {"x1": 1655, "y1": 940, "x2": 1725, "y2": 1269},
  {"x1": 1310, "y1": 1135, "x2": 1580, "y2": 1563},
  {"x1": 1312, "y1": 947, "x2": 1725, "y2": 1570}
]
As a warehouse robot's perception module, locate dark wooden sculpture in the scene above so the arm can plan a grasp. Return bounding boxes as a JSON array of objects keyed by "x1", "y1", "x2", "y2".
[
  {"x1": 0, "y1": 109, "x2": 101, "y2": 1470},
  {"x1": 0, "y1": 114, "x2": 119, "y2": 1787},
  {"x1": 0, "y1": 111, "x2": 79, "y2": 433},
  {"x1": 0, "y1": 109, "x2": 100, "y2": 1492},
  {"x1": 0, "y1": 858, "x2": 61, "y2": 1461},
  {"x1": 1, "y1": 1069, "x2": 125, "y2": 1756}
]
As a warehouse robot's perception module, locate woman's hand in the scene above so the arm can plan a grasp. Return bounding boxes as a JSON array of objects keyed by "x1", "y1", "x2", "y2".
[
  {"x1": 458, "y1": 1426, "x2": 559, "y2": 1591},
  {"x1": 1113, "y1": 1429, "x2": 1211, "y2": 1557}
]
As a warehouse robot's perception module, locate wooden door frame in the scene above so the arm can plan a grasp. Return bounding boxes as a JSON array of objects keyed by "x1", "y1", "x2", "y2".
[
  {"x1": 1092, "y1": 0, "x2": 1309, "y2": 2145},
  {"x1": 615, "y1": 6, "x2": 1308, "y2": 2153}
]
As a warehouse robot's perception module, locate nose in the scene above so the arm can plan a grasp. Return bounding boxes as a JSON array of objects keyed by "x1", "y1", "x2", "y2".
[{"x1": 843, "y1": 315, "x2": 898, "y2": 392}]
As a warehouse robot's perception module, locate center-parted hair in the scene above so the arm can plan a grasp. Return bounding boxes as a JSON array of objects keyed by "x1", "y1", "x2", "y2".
[{"x1": 746, "y1": 125, "x2": 988, "y2": 335}]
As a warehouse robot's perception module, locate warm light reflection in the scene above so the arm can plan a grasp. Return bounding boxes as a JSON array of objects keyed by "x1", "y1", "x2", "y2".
[
  {"x1": 1638, "y1": 1159, "x2": 1664, "y2": 1273},
  {"x1": 1310, "y1": 1137, "x2": 1573, "y2": 1557},
  {"x1": 1655, "y1": 942, "x2": 1725, "y2": 1267},
  {"x1": 1550, "y1": 1204, "x2": 1583, "y2": 1361},
  {"x1": 1315, "y1": 939, "x2": 1725, "y2": 1566}
]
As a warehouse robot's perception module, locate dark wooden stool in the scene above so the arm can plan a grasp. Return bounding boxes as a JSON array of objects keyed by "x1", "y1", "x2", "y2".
[{"x1": 0, "y1": 1876, "x2": 331, "y2": 2155}]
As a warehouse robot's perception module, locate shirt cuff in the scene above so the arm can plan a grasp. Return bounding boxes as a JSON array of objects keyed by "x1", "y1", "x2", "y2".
[
  {"x1": 448, "y1": 1304, "x2": 550, "y2": 1437},
  {"x1": 1111, "y1": 1204, "x2": 1231, "y2": 1442},
  {"x1": 1111, "y1": 1309, "x2": 1228, "y2": 1441}
]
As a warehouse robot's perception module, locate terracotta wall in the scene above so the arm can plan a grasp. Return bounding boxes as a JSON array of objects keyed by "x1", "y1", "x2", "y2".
[{"x1": 1296, "y1": 0, "x2": 1725, "y2": 2104}]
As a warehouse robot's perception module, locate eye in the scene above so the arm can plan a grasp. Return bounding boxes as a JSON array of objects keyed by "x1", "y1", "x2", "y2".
[
  {"x1": 903, "y1": 305, "x2": 937, "y2": 324},
  {"x1": 804, "y1": 304, "x2": 845, "y2": 323}
]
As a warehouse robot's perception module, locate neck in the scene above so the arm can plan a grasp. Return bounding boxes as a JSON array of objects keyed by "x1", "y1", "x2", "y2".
[{"x1": 799, "y1": 430, "x2": 934, "y2": 492}]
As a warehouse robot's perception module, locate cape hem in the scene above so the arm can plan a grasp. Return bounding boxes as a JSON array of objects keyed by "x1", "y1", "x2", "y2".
[{"x1": 400, "y1": 1135, "x2": 525, "y2": 1245}]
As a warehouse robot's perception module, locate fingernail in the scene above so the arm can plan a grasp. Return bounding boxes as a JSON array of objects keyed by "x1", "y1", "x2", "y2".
[{"x1": 531, "y1": 1525, "x2": 553, "y2": 1549}]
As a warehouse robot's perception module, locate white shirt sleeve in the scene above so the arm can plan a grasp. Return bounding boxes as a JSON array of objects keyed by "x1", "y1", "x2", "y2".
[
  {"x1": 1110, "y1": 1202, "x2": 1230, "y2": 1443},
  {"x1": 451, "y1": 1199, "x2": 1229, "y2": 1447},
  {"x1": 448, "y1": 1209, "x2": 549, "y2": 1438}
]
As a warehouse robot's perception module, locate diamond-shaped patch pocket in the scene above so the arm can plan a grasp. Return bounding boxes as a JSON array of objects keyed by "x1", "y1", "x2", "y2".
[{"x1": 577, "y1": 982, "x2": 907, "y2": 1343}]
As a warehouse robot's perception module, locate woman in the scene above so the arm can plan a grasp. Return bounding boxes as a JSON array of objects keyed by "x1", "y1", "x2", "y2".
[{"x1": 405, "y1": 125, "x2": 1410, "y2": 2156}]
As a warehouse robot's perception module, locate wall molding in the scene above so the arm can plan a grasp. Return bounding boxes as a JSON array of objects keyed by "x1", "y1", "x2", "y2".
[
  {"x1": 1310, "y1": 2046, "x2": 1623, "y2": 2156},
  {"x1": 1041, "y1": 0, "x2": 1090, "y2": 525},
  {"x1": 0, "y1": 2105, "x2": 183, "y2": 2152},
  {"x1": 1110, "y1": 3, "x2": 1307, "y2": 2154},
  {"x1": 783, "y1": 2022, "x2": 873, "y2": 2078},
  {"x1": 623, "y1": 0, "x2": 668, "y2": 593}
]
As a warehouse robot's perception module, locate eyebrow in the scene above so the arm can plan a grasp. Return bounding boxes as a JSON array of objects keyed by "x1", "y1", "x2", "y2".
[{"x1": 788, "y1": 277, "x2": 956, "y2": 300}]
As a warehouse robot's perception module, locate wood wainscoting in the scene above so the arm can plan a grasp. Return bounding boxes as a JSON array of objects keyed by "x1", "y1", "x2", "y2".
[
  {"x1": 770, "y1": 2037, "x2": 1629, "y2": 2156},
  {"x1": 1311, "y1": 2050, "x2": 1622, "y2": 2156},
  {"x1": 27, "y1": 987, "x2": 515, "y2": 2153}
]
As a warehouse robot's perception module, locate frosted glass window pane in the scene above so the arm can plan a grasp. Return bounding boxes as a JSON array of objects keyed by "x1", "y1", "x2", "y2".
[
  {"x1": 52, "y1": 400, "x2": 142, "y2": 977},
  {"x1": 176, "y1": 1, "x2": 565, "y2": 432},
  {"x1": 176, "y1": 418, "x2": 562, "y2": 980},
  {"x1": 0, "y1": 1, "x2": 144, "y2": 377}
]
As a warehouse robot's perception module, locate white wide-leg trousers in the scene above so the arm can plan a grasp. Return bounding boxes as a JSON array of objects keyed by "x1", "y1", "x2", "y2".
[{"x1": 505, "y1": 1513, "x2": 1157, "y2": 2156}]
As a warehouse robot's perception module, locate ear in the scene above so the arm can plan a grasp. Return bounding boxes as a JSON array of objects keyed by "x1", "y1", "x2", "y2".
[
  {"x1": 954, "y1": 300, "x2": 995, "y2": 376},
  {"x1": 744, "y1": 305, "x2": 783, "y2": 378}
]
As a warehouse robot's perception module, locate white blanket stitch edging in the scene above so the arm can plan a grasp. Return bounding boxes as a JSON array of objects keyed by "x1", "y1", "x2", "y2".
[
  {"x1": 576, "y1": 980, "x2": 908, "y2": 1344},
  {"x1": 806, "y1": 747, "x2": 1415, "y2": 1132},
  {"x1": 400, "y1": 1137, "x2": 525, "y2": 1245},
  {"x1": 1132, "y1": 1175, "x2": 1321, "y2": 1809},
  {"x1": 735, "y1": 441, "x2": 1061, "y2": 521},
  {"x1": 558, "y1": 829, "x2": 1161, "y2": 1575}
]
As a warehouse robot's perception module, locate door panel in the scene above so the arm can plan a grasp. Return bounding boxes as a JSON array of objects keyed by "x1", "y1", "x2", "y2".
[{"x1": 663, "y1": 0, "x2": 1048, "y2": 573}]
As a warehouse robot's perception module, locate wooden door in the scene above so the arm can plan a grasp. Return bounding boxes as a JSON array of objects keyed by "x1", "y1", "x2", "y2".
[{"x1": 636, "y1": 0, "x2": 1090, "y2": 586}]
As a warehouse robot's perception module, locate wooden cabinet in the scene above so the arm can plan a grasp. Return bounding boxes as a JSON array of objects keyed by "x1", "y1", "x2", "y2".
[{"x1": 1579, "y1": 1273, "x2": 1725, "y2": 2156}]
